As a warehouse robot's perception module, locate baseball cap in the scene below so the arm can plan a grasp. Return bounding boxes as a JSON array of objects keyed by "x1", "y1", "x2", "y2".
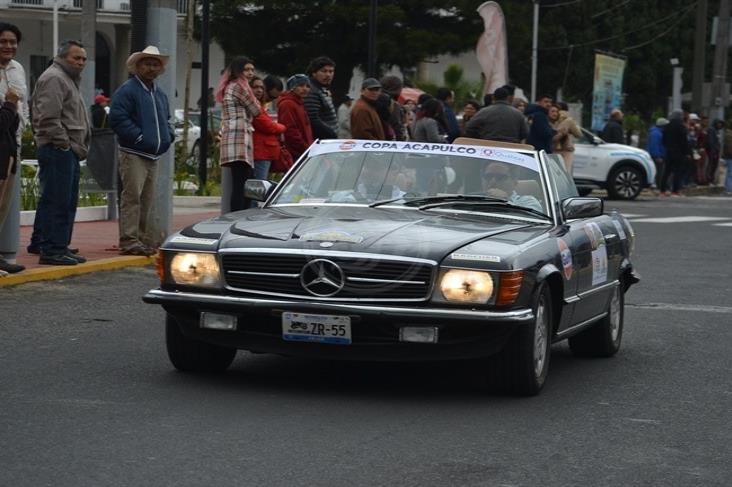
[
  {"x1": 361, "y1": 78, "x2": 381, "y2": 90},
  {"x1": 95, "y1": 94, "x2": 110, "y2": 104},
  {"x1": 656, "y1": 117, "x2": 669, "y2": 126},
  {"x1": 286, "y1": 74, "x2": 309, "y2": 90}
]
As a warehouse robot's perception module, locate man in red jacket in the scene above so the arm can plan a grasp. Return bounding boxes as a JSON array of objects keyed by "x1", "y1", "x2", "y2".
[{"x1": 277, "y1": 74, "x2": 314, "y2": 162}]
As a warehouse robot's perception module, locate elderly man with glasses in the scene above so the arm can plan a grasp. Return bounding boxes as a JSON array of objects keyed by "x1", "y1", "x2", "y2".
[{"x1": 482, "y1": 161, "x2": 543, "y2": 212}]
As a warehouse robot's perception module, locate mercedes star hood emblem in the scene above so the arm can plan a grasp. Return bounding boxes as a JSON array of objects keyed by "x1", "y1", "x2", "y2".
[{"x1": 300, "y1": 259, "x2": 345, "y2": 297}]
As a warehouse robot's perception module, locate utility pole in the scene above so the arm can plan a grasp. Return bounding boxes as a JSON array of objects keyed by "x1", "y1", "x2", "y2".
[
  {"x1": 182, "y1": 0, "x2": 195, "y2": 167},
  {"x1": 531, "y1": 0, "x2": 539, "y2": 102},
  {"x1": 199, "y1": 0, "x2": 210, "y2": 196},
  {"x1": 147, "y1": 0, "x2": 177, "y2": 245},
  {"x1": 53, "y1": 0, "x2": 60, "y2": 56},
  {"x1": 367, "y1": 0, "x2": 378, "y2": 77},
  {"x1": 711, "y1": 0, "x2": 731, "y2": 121},
  {"x1": 691, "y1": 0, "x2": 708, "y2": 113},
  {"x1": 80, "y1": 0, "x2": 96, "y2": 106}
]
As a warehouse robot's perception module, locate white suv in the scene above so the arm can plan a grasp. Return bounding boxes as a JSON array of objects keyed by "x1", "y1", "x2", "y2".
[
  {"x1": 174, "y1": 109, "x2": 202, "y2": 159},
  {"x1": 572, "y1": 129, "x2": 656, "y2": 200}
]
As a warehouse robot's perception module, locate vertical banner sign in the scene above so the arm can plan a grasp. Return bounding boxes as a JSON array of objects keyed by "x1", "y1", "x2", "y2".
[
  {"x1": 591, "y1": 53, "x2": 627, "y2": 131},
  {"x1": 476, "y1": 2, "x2": 509, "y2": 96}
]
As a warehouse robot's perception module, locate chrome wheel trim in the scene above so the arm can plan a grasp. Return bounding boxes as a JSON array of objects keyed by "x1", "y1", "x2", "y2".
[
  {"x1": 533, "y1": 296, "x2": 548, "y2": 378},
  {"x1": 609, "y1": 287, "x2": 621, "y2": 342},
  {"x1": 615, "y1": 169, "x2": 641, "y2": 199}
]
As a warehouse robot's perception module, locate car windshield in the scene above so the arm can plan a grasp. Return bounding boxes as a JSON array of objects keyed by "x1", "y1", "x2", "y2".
[{"x1": 271, "y1": 142, "x2": 549, "y2": 216}]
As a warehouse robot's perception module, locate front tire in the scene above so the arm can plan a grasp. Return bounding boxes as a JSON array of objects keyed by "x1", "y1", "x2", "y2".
[
  {"x1": 488, "y1": 284, "x2": 552, "y2": 396},
  {"x1": 569, "y1": 285, "x2": 624, "y2": 357},
  {"x1": 607, "y1": 164, "x2": 643, "y2": 200},
  {"x1": 166, "y1": 314, "x2": 237, "y2": 372}
]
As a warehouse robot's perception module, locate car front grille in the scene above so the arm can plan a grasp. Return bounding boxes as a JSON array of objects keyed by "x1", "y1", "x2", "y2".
[{"x1": 222, "y1": 253, "x2": 434, "y2": 301}]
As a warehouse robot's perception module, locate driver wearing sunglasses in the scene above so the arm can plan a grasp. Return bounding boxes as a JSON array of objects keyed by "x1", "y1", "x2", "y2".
[{"x1": 482, "y1": 162, "x2": 543, "y2": 212}]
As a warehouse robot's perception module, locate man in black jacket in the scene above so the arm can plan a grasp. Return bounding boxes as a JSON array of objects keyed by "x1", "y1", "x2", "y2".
[
  {"x1": 660, "y1": 109, "x2": 692, "y2": 196},
  {"x1": 304, "y1": 56, "x2": 338, "y2": 140},
  {"x1": 526, "y1": 95, "x2": 555, "y2": 153},
  {"x1": 601, "y1": 109, "x2": 625, "y2": 144}
]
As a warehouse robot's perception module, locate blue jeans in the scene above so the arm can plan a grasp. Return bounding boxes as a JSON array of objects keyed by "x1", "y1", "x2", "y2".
[
  {"x1": 33, "y1": 145, "x2": 80, "y2": 256},
  {"x1": 251, "y1": 160, "x2": 271, "y2": 208},
  {"x1": 253, "y1": 160, "x2": 271, "y2": 180}
]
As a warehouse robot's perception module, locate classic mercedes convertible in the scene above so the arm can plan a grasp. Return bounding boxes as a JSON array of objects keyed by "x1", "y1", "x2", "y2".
[{"x1": 143, "y1": 137, "x2": 639, "y2": 395}]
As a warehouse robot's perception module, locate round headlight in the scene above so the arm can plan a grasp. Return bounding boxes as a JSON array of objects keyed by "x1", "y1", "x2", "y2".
[
  {"x1": 440, "y1": 269, "x2": 494, "y2": 303},
  {"x1": 170, "y1": 253, "x2": 221, "y2": 287}
]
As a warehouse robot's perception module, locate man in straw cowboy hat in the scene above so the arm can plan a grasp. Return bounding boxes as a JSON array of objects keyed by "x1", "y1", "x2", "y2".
[{"x1": 110, "y1": 45, "x2": 175, "y2": 256}]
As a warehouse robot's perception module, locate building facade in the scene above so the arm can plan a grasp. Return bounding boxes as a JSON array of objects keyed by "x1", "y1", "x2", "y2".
[{"x1": 0, "y1": 0, "x2": 225, "y2": 110}]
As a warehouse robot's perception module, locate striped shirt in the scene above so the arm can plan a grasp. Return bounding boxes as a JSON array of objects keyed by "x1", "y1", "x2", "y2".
[{"x1": 303, "y1": 78, "x2": 338, "y2": 140}]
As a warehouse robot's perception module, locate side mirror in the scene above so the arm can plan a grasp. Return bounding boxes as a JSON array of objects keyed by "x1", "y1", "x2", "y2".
[
  {"x1": 562, "y1": 197, "x2": 603, "y2": 220},
  {"x1": 592, "y1": 136, "x2": 603, "y2": 145},
  {"x1": 244, "y1": 179, "x2": 277, "y2": 202}
]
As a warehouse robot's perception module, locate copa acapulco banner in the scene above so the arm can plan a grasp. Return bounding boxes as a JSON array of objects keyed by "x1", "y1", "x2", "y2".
[
  {"x1": 591, "y1": 53, "x2": 627, "y2": 131},
  {"x1": 475, "y1": 1, "x2": 509, "y2": 95}
]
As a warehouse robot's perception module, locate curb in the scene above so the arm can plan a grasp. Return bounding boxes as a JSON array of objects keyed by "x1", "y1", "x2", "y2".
[{"x1": 0, "y1": 255, "x2": 154, "y2": 288}]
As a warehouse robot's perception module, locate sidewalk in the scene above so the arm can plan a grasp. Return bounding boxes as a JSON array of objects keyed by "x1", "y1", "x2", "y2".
[{"x1": 0, "y1": 196, "x2": 220, "y2": 287}]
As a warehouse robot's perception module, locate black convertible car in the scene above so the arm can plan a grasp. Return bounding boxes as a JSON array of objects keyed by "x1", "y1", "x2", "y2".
[{"x1": 144, "y1": 137, "x2": 639, "y2": 395}]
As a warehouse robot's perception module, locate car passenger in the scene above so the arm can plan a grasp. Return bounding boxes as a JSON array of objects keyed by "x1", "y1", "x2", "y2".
[{"x1": 482, "y1": 161, "x2": 543, "y2": 212}]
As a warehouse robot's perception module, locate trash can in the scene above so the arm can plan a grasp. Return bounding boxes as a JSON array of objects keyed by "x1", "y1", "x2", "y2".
[{"x1": 85, "y1": 128, "x2": 117, "y2": 191}]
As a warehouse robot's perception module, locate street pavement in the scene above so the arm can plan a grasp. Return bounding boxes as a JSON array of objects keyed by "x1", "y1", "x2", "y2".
[{"x1": 1, "y1": 194, "x2": 731, "y2": 486}]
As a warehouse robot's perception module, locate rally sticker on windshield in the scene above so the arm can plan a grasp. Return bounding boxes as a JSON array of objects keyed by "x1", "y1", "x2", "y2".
[
  {"x1": 309, "y1": 140, "x2": 539, "y2": 171},
  {"x1": 557, "y1": 238, "x2": 573, "y2": 280}
]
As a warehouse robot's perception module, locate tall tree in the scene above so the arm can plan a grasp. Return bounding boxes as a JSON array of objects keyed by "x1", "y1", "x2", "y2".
[
  {"x1": 210, "y1": 0, "x2": 483, "y2": 101},
  {"x1": 210, "y1": 0, "x2": 713, "y2": 119}
]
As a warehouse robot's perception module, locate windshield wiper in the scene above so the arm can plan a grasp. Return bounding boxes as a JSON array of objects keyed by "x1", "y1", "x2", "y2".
[
  {"x1": 369, "y1": 194, "x2": 505, "y2": 208},
  {"x1": 418, "y1": 200, "x2": 551, "y2": 220}
]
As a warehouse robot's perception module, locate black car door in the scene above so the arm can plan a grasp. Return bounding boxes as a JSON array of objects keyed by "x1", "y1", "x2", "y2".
[
  {"x1": 544, "y1": 154, "x2": 620, "y2": 326},
  {"x1": 569, "y1": 216, "x2": 620, "y2": 323}
]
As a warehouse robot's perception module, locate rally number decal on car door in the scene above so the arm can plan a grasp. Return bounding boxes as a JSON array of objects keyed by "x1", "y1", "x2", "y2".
[
  {"x1": 557, "y1": 238, "x2": 573, "y2": 281},
  {"x1": 585, "y1": 222, "x2": 608, "y2": 285}
]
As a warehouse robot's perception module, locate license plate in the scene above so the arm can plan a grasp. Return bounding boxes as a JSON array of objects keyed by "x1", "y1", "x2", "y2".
[{"x1": 282, "y1": 312, "x2": 352, "y2": 345}]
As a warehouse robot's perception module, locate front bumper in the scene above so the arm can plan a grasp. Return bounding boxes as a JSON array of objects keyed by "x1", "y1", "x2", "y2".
[{"x1": 144, "y1": 289, "x2": 535, "y2": 361}]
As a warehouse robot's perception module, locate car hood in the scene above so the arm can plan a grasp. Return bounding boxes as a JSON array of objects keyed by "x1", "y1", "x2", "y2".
[{"x1": 175, "y1": 206, "x2": 549, "y2": 264}]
